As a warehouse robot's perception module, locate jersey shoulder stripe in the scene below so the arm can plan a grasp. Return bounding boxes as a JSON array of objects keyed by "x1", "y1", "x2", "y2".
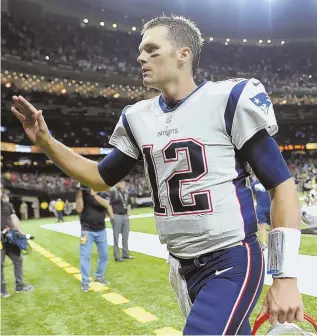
[{"x1": 224, "y1": 79, "x2": 249, "y2": 137}]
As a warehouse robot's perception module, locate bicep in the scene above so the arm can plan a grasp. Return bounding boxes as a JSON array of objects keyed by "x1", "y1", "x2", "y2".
[
  {"x1": 98, "y1": 148, "x2": 138, "y2": 187},
  {"x1": 239, "y1": 129, "x2": 291, "y2": 190}
]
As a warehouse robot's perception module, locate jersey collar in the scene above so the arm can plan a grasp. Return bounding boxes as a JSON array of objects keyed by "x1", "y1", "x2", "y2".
[{"x1": 158, "y1": 81, "x2": 207, "y2": 113}]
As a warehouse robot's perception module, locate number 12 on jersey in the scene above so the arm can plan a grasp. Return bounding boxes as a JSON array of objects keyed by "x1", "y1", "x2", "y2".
[{"x1": 142, "y1": 139, "x2": 213, "y2": 216}]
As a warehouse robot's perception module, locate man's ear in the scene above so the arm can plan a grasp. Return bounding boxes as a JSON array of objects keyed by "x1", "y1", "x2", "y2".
[{"x1": 178, "y1": 47, "x2": 191, "y2": 66}]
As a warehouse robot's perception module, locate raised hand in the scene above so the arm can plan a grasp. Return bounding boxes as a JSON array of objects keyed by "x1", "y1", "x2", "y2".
[{"x1": 11, "y1": 95, "x2": 51, "y2": 147}]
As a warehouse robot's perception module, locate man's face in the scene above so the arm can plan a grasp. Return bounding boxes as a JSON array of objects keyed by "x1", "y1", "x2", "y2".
[{"x1": 137, "y1": 26, "x2": 180, "y2": 90}]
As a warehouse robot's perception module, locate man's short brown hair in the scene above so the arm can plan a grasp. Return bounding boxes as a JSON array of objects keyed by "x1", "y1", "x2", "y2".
[{"x1": 141, "y1": 15, "x2": 204, "y2": 73}]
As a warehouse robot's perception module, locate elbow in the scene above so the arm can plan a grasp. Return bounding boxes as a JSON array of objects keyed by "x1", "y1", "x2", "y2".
[{"x1": 269, "y1": 177, "x2": 296, "y2": 198}]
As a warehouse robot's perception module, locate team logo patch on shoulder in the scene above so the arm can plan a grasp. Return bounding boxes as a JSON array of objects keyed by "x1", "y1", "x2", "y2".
[{"x1": 250, "y1": 92, "x2": 272, "y2": 115}]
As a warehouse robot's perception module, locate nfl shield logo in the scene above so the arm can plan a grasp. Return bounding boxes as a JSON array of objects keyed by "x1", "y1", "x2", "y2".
[{"x1": 166, "y1": 114, "x2": 173, "y2": 124}]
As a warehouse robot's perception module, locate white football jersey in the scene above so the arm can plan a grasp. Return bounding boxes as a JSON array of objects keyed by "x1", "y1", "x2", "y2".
[{"x1": 109, "y1": 78, "x2": 278, "y2": 258}]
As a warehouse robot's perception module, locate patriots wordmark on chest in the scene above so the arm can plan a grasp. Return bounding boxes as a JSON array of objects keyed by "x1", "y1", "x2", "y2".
[{"x1": 157, "y1": 127, "x2": 179, "y2": 138}]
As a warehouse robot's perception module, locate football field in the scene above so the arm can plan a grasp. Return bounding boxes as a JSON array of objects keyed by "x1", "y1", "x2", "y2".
[{"x1": 2, "y1": 207, "x2": 317, "y2": 335}]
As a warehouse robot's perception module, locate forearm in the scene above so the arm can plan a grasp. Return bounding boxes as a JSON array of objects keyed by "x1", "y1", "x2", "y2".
[
  {"x1": 42, "y1": 137, "x2": 109, "y2": 191},
  {"x1": 10, "y1": 214, "x2": 21, "y2": 231},
  {"x1": 269, "y1": 178, "x2": 301, "y2": 230},
  {"x1": 76, "y1": 194, "x2": 84, "y2": 213},
  {"x1": 93, "y1": 195, "x2": 109, "y2": 208},
  {"x1": 269, "y1": 178, "x2": 301, "y2": 280},
  {"x1": 107, "y1": 205, "x2": 114, "y2": 219}
]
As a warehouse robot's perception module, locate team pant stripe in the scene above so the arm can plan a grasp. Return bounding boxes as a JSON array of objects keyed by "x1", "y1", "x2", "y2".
[
  {"x1": 237, "y1": 245, "x2": 264, "y2": 333},
  {"x1": 222, "y1": 242, "x2": 252, "y2": 335}
]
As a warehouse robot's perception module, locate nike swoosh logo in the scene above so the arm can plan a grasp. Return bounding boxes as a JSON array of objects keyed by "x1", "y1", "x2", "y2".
[
  {"x1": 215, "y1": 267, "x2": 233, "y2": 276},
  {"x1": 252, "y1": 80, "x2": 261, "y2": 86}
]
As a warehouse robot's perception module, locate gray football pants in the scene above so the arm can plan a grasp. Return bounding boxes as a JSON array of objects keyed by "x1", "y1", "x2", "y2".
[{"x1": 112, "y1": 214, "x2": 130, "y2": 259}]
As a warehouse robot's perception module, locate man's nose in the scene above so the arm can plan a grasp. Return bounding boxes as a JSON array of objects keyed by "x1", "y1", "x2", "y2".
[{"x1": 137, "y1": 51, "x2": 147, "y2": 65}]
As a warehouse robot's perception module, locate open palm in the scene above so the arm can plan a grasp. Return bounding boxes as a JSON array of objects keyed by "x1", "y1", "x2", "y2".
[{"x1": 11, "y1": 95, "x2": 51, "y2": 147}]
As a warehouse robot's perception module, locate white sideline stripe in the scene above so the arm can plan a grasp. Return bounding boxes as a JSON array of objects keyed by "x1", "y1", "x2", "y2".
[
  {"x1": 41, "y1": 214, "x2": 317, "y2": 298},
  {"x1": 105, "y1": 213, "x2": 154, "y2": 221}
]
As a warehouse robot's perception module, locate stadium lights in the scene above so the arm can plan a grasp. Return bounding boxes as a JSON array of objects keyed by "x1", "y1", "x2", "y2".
[
  {"x1": 281, "y1": 40, "x2": 285, "y2": 45},
  {"x1": 100, "y1": 21, "x2": 105, "y2": 26},
  {"x1": 45, "y1": 56, "x2": 49, "y2": 60},
  {"x1": 259, "y1": 39, "x2": 263, "y2": 44},
  {"x1": 132, "y1": 26, "x2": 136, "y2": 31},
  {"x1": 267, "y1": 39, "x2": 271, "y2": 44},
  {"x1": 226, "y1": 38, "x2": 230, "y2": 42},
  {"x1": 5, "y1": 82, "x2": 11, "y2": 88},
  {"x1": 113, "y1": 93, "x2": 120, "y2": 98},
  {"x1": 209, "y1": 37, "x2": 214, "y2": 41},
  {"x1": 83, "y1": 18, "x2": 88, "y2": 24},
  {"x1": 225, "y1": 41, "x2": 229, "y2": 46},
  {"x1": 243, "y1": 39, "x2": 247, "y2": 43},
  {"x1": 112, "y1": 23, "x2": 117, "y2": 28},
  {"x1": 309, "y1": 75, "x2": 312, "y2": 79}
]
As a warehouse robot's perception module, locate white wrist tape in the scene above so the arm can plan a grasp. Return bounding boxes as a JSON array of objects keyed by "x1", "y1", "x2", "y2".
[{"x1": 267, "y1": 227, "x2": 301, "y2": 278}]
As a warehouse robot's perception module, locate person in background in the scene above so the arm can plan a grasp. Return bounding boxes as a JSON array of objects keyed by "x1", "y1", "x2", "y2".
[
  {"x1": 251, "y1": 175, "x2": 272, "y2": 249},
  {"x1": 19, "y1": 201, "x2": 28, "y2": 221},
  {"x1": 1, "y1": 188, "x2": 34, "y2": 297},
  {"x1": 76, "y1": 185, "x2": 114, "y2": 292},
  {"x1": 110, "y1": 180, "x2": 135, "y2": 262},
  {"x1": 55, "y1": 198, "x2": 65, "y2": 223},
  {"x1": 64, "y1": 199, "x2": 72, "y2": 216},
  {"x1": 49, "y1": 199, "x2": 57, "y2": 219}
]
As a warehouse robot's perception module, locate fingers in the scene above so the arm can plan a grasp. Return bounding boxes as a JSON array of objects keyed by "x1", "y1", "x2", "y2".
[
  {"x1": 286, "y1": 306, "x2": 297, "y2": 323},
  {"x1": 36, "y1": 110, "x2": 49, "y2": 131},
  {"x1": 14, "y1": 95, "x2": 37, "y2": 111},
  {"x1": 276, "y1": 308, "x2": 288, "y2": 324},
  {"x1": 11, "y1": 106, "x2": 25, "y2": 123},
  {"x1": 268, "y1": 307, "x2": 279, "y2": 326},
  {"x1": 295, "y1": 304, "x2": 304, "y2": 322},
  {"x1": 12, "y1": 95, "x2": 26, "y2": 111},
  {"x1": 12, "y1": 95, "x2": 38, "y2": 118}
]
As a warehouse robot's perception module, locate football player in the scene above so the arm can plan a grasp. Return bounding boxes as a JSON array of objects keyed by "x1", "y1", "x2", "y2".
[
  {"x1": 301, "y1": 190, "x2": 317, "y2": 229},
  {"x1": 251, "y1": 175, "x2": 272, "y2": 249},
  {"x1": 11, "y1": 15, "x2": 304, "y2": 335}
]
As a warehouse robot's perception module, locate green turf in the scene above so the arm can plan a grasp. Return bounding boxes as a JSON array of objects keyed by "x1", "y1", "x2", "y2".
[{"x1": 1, "y1": 208, "x2": 317, "y2": 335}]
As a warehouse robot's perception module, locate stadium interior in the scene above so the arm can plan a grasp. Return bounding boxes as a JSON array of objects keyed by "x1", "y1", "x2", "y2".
[{"x1": 1, "y1": 0, "x2": 317, "y2": 334}]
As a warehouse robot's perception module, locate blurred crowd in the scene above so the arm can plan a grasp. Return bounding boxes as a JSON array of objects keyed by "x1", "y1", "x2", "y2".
[
  {"x1": 2, "y1": 171, "x2": 77, "y2": 193},
  {"x1": 1, "y1": 165, "x2": 152, "y2": 197},
  {"x1": 287, "y1": 154, "x2": 317, "y2": 193},
  {"x1": 2, "y1": 12, "x2": 317, "y2": 93}
]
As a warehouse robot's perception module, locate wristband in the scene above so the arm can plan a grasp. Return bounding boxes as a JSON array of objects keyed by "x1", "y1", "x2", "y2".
[{"x1": 267, "y1": 227, "x2": 301, "y2": 278}]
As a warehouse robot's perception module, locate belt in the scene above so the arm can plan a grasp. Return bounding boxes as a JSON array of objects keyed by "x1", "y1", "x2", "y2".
[
  {"x1": 176, "y1": 248, "x2": 229, "y2": 276},
  {"x1": 175, "y1": 234, "x2": 257, "y2": 276}
]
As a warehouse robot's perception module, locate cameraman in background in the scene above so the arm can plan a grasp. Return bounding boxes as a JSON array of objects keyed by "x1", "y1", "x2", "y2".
[
  {"x1": 76, "y1": 184, "x2": 114, "y2": 292},
  {"x1": 1, "y1": 187, "x2": 34, "y2": 298}
]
